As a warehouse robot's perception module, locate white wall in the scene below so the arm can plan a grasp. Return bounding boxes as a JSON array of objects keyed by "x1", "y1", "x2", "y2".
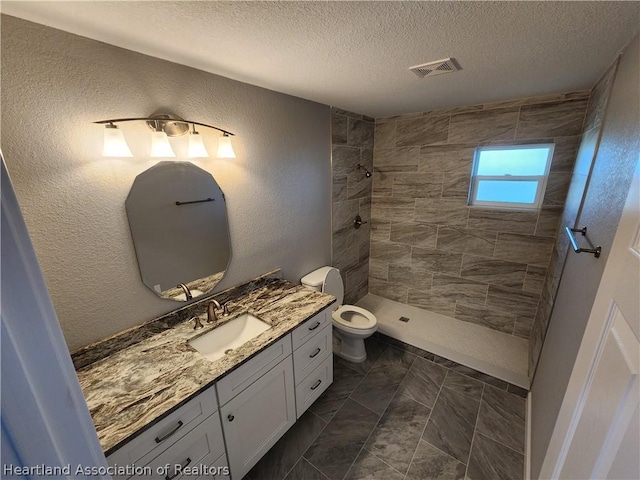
[
  {"x1": 530, "y1": 33, "x2": 639, "y2": 478},
  {"x1": 1, "y1": 15, "x2": 331, "y2": 351}
]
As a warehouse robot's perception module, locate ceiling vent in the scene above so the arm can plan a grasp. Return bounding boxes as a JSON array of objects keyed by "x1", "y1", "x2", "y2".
[{"x1": 409, "y1": 58, "x2": 460, "y2": 78}]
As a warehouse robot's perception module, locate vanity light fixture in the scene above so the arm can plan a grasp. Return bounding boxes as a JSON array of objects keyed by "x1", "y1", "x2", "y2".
[
  {"x1": 102, "y1": 123, "x2": 133, "y2": 157},
  {"x1": 95, "y1": 113, "x2": 235, "y2": 159}
]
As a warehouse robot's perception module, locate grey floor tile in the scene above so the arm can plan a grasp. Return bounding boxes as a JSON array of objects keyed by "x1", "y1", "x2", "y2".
[
  {"x1": 338, "y1": 337, "x2": 388, "y2": 375},
  {"x1": 432, "y1": 355, "x2": 509, "y2": 390},
  {"x1": 284, "y1": 458, "x2": 330, "y2": 480},
  {"x1": 364, "y1": 394, "x2": 432, "y2": 473},
  {"x1": 466, "y1": 432, "x2": 524, "y2": 480},
  {"x1": 377, "y1": 333, "x2": 435, "y2": 360},
  {"x1": 344, "y1": 450, "x2": 404, "y2": 480},
  {"x1": 422, "y1": 386, "x2": 480, "y2": 464},
  {"x1": 397, "y1": 356, "x2": 447, "y2": 408},
  {"x1": 442, "y1": 370, "x2": 484, "y2": 401},
  {"x1": 303, "y1": 399, "x2": 380, "y2": 480},
  {"x1": 406, "y1": 441, "x2": 466, "y2": 480},
  {"x1": 309, "y1": 360, "x2": 366, "y2": 422},
  {"x1": 350, "y1": 347, "x2": 416, "y2": 414},
  {"x1": 249, "y1": 410, "x2": 326, "y2": 480},
  {"x1": 507, "y1": 384, "x2": 529, "y2": 399},
  {"x1": 476, "y1": 385, "x2": 526, "y2": 453}
]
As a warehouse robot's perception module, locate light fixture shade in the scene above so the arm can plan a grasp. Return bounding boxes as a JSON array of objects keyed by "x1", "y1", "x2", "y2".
[
  {"x1": 216, "y1": 135, "x2": 236, "y2": 159},
  {"x1": 150, "y1": 131, "x2": 176, "y2": 158},
  {"x1": 187, "y1": 132, "x2": 209, "y2": 158},
  {"x1": 102, "y1": 125, "x2": 133, "y2": 157}
]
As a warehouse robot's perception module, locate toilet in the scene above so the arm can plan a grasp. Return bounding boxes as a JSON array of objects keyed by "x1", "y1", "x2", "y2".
[{"x1": 301, "y1": 266, "x2": 377, "y2": 363}]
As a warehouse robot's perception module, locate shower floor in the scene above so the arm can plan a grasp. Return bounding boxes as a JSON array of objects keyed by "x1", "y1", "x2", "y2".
[{"x1": 357, "y1": 294, "x2": 529, "y2": 388}]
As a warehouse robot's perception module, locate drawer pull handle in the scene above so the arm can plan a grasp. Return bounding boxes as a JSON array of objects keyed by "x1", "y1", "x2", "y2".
[
  {"x1": 309, "y1": 348, "x2": 322, "y2": 358},
  {"x1": 308, "y1": 321, "x2": 321, "y2": 331},
  {"x1": 166, "y1": 457, "x2": 191, "y2": 480},
  {"x1": 311, "y1": 379, "x2": 322, "y2": 390},
  {"x1": 228, "y1": 414, "x2": 235, "y2": 422},
  {"x1": 155, "y1": 420, "x2": 184, "y2": 443}
]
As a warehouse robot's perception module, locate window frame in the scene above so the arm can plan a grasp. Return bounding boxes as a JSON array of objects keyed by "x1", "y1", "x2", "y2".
[{"x1": 468, "y1": 143, "x2": 555, "y2": 210}]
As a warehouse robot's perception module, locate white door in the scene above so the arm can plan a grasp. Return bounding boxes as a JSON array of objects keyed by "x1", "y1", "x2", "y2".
[{"x1": 540, "y1": 161, "x2": 639, "y2": 479}]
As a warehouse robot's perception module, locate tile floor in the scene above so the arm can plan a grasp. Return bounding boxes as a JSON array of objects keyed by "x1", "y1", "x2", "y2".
[{"x1": 246, "y1": 334, "x2": 527, "y2": 480}]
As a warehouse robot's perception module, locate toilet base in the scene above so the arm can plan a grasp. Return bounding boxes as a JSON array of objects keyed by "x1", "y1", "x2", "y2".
[{"x1": 332, "y1": 329, "x2": 368, "y2": 363}]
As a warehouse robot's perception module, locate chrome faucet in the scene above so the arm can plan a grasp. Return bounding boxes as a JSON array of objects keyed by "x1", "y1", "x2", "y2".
[
  {"x1": 177, "y1": 283, "x2": 193, "y2": 301},
  {"x1": 207, "y1": 299, "x2": 229, "y2": 323}
]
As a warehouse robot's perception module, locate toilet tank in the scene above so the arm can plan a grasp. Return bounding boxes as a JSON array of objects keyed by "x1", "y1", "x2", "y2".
[{"x1": 300, "y1": 266, "x2": 344, "y2": 306}]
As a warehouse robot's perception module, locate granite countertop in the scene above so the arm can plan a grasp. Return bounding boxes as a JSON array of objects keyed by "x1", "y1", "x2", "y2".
[{"x1": 74, "y1": 276, "x2": 335, "y2": 455}]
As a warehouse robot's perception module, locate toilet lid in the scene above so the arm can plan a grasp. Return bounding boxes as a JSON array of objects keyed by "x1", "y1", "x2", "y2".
[{"x1": 332, "y1": 305, "x2": 377, "y2": 330}]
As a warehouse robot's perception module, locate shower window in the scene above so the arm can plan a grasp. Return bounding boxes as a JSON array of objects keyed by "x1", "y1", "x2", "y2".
[{"x1": 468, "y1": 144, "x2": 554, "y2": 209}]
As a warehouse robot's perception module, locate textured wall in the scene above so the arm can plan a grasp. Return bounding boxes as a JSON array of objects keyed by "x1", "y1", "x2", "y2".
[
  {"x1": 331, "y1": 108, "x2": 373, "y2": 303},
  {"x1": 1, "y1": 16, "x2": 331, "y2": 351},
  {"x1": 530, "y1": 34, "x2": 639, "y2": 479},
  {"x1": 528, "y1": 60, "x2": 619, "y2": 377},
  {"x1": 369, "y1": 92, "x2": 590, "y2": 339}
]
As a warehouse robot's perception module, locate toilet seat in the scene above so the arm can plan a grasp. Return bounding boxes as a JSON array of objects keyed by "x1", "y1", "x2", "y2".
[{"x1": 332, "y1": 305, "x2": 377, "y2": 335}]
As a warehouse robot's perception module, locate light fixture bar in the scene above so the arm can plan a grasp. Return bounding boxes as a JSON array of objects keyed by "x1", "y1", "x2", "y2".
[{"x1": 94, "y1": 117, "x2": 235, "y2": 137}]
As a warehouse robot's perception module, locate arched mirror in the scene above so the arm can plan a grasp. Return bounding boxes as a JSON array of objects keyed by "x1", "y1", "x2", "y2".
[{"x1": 125, "y1": 161, "x2": 231, "y2": 301}]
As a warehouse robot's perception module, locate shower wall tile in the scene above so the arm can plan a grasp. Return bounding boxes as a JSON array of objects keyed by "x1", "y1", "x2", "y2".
[
  {"x1": 392, "y1": 173, "x2": 443, "y2": 198},
  {"x1": 454, "y1": 302, "x2": 516, "y2": 334},
  {"x1": 467, "y1": 209, "x2": 538, "y2": 234},
  {"x1": 396, "y1": 115, "x2": 450, "y2": 147},
  {"x1": 448, "y1": 107, "x2": 518, "y2": 144},
  {"x1": 436, "y1": 227, "x2": 497, "y2": 257},
  {"x1": 371, "y1": 196, "x2": 416, "y2": 223},
  {"x1": 332, "y1": 109, "x2": 373, "y2": 303},
  {"x1": 368, "y1": 91, "x2": 591, "y2": 340},
  {"x1": 373, "y1": 147, "x2": 420, "y2": 168},
  {"x1": 494, "y1": 233, "x2": 555, "y2": 266},
  {"x1": 414, "y1": 198, "x2": 469, "y2": 226},
  {"x1": 535, "y1": 206, "x2": 563, "y2": 237},
  {"x1": 523, "y1": 266, "x2": 547, "y2": 294},
  {"x1": 390, "y1": 222, "x2": 438, "y2": 248},
  {"x1": 388, "y1": 265, "x2": 433, "y2": 291},
  {"x1": 411, "y1": 247, "x2": 463, "y2": 276},
  {"x1": 516, "y1": 98, "x2": 589, "y2": 139},
  {"x1": 370, "y1": 240, "x2": 412, "y2": 266},
  {"x1": 542, "y1": 172, "x2": 573, "y2": 206},
  {"x1": 549, "y1": 136, "x2": 581, "y2": 173},
  {"x1": 486, "y1": 285, "x2": 540, "y2": 319},
  {"x1": 408, "y1": 289, "x2": 456, "y2": 317},
  {"x1": 419, "y1": 145, "x2": 475, "y2": 174},
  {"x1": 431, "y1": 274, "x2": 488, "y2": 306},
  {"x1": 374, "y1": 121, "x2": 396, "y2": 148},
  {"x1": 332, "y1": 114, "x2": 348, "y2": 144},
  {"x1": 460, "y1": 255, "x2": 527, "y2": 289},
  {"x1": 369, "y1": 259, "x2": 389, "y2": 281},
  {"x1": 442, "y1": 173, "x2": 471, "y2": 200},
  {"x1": 348, "y1": 117, "x2": 375, "y2": 148}
]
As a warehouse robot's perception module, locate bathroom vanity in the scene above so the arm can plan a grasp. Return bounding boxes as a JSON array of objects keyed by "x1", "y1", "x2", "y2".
[{"x1": 72, "y1": 275, "x2": 335, "y2": 480}]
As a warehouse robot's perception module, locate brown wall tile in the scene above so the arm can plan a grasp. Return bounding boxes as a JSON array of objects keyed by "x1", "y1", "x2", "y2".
[
  {"x1": 467, "y1": 209, "x2": 538, "y2": 234},
  {"x1": 454, "y1": 302, "x2": 516, "y2": 334},
  {"x1": 494, "y1": 233, "x2": 554, "y2": 266},
  {"x1": 370, "y1": 240, "x2": 412, "y2": 266},
  {"x1": 418, "y1": 145, "x2": 475, "y2": 174},
  {"x1": 371, "y1": 196, "x2": 416, "y2": 222},
  {"x1": 516, "y1": 98, "x2": 589, "y2": 139},
  {"x1": 460, "y1": 255, "x2": 527, "y2": 289},
  {"x1": 448, "y1": 108, "x2": 519, "y2": 144},
  {"x1": 436, "y1": 227, "x2": 497, "y2": 257},
  {"x1": 486, "y1": 285, "x2": 540, "y2": 318},
  {"x1": 407, "y1": 289, "x2": 456, "y2": 316},
  {"x1": 388, "y1": 264, "x2": 433, "y2": 291},
  {"x1": 431, "y1": 274, "x2": 488, "y2": 306},
  {"x1": 415, "y1": 198, "x2": 469, "y2": 226},
  {"x1": 390, "y1": 222, "x2": 438, "y2": 248},
  {"x1": 392, "y1": 173, "x2": 443, "y2": 198},
  {"x1": 396, "y1": 115, "x2": 450, "y2": 147},
  {"x1": 411, "y1": 247, "x2": 463, "y2": 275},
  {"x1": 375, "y1": 121, "x2": 396, "y2": 148}
]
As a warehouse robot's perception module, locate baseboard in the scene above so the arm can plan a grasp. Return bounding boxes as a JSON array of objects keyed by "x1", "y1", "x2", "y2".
[{"x1": 526, "y1": 391, "x2": 532, "y2": 480}]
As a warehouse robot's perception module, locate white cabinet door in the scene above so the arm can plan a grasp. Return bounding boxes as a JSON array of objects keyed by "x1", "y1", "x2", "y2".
[{"x1": 220, "y1": 357, "x2": 296, "y2": 479}]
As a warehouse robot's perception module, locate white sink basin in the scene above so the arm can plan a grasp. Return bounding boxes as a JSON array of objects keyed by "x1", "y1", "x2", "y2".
[{"x1": 188, "y1": 313, "x2": 271, "y2": 362}]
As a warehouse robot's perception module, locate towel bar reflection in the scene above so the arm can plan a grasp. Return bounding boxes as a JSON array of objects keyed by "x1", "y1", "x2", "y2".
[{"x1": 565, "y1": 226, "x2": 601, "y2": 258}]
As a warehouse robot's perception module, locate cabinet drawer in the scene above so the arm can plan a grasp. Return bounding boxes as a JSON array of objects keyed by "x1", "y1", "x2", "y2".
[
  {"x1": 144, "y1": 413, "x2": 227, "y2": 480},
  {"x1": 293, "y1": 324, "x2": 332, "y2": 385},
  {"x1": 295, "y1": 355, "x2": 333, "y2": 419},
  {"x1": 107, "y1": 385, "x2": 219, "y2": 467},
  {"x1": 291, "y1": 308, "x2": 331, "y2": 350},
  {"x1": 216, "y1": 336, "x2": 292, "y2": 406}
]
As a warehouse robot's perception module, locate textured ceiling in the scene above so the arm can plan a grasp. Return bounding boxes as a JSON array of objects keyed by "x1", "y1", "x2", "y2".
[{"x1": 2, "y1": 1, "x2": 639, "y2": 118}]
